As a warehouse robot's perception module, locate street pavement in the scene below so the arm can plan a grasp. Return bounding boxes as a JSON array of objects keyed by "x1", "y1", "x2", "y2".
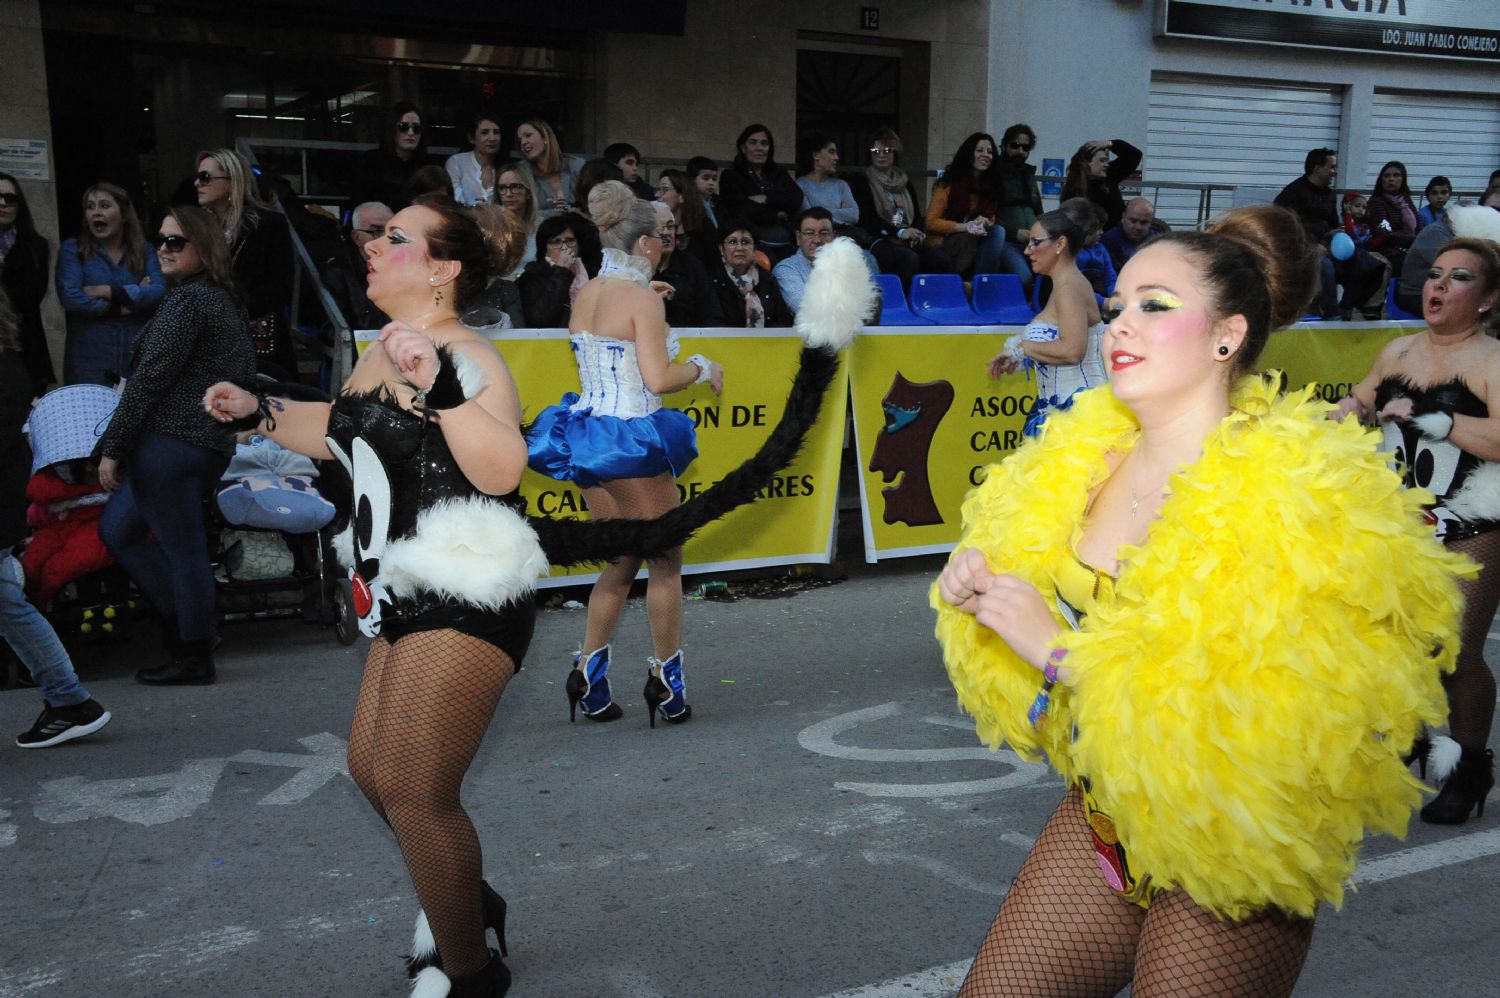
[{"x1": 1, "y1": 557, "x2": 1496, "y2": 998}]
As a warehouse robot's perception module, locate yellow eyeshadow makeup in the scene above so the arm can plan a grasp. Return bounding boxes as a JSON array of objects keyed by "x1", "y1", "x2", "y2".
[{"x1": 1144, "y1": 293, "x2": 1185, "y2": 310}]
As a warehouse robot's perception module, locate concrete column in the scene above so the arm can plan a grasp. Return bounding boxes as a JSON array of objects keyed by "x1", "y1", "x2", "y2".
[{"x1": 0, "y1": 0, "x2": 62, "y2": 379}]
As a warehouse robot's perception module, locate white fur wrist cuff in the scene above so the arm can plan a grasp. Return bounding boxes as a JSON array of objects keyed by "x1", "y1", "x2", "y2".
[
  {"x1": 1002, "y1": 336, "x2": 1026, "y2": 365},
  {"x1": 687, "y1": 354, "x2": 714, "y2": 384},
  {"x1": 1412, "y1": 412, "x2": 1453, "y2": 441}
]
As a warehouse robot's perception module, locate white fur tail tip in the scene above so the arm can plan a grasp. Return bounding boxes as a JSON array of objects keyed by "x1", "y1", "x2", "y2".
[
  {"x1": 795, "y1": 237, "x2": 875, "y2": 353},
  {"x1": 1450, "y1": 204, "x2": 1500, "y2": 245},
  {"x1": 410, "y1": 965, "x2": 451, "y2": 998},
  {"x1": 1429, "y1": 735, "x2": 1463, "y2": 783},
  {"x1": 410, "y1": 909, "x2": 437, "y2": 963}
]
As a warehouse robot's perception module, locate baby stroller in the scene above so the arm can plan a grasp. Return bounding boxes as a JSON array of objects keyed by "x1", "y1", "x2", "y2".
[
  {"x1": 211, "y1": 382, "x2": 357, "y2": 645},
  {"x1": 20, "y1": 385, "x2": 138, "y2": 645}
]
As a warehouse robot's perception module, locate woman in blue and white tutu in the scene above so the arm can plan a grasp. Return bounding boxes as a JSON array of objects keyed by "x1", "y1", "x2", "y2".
[
  {"x1": 528, "y1": 180, "x2": 723, "y2": 726},
  {"x1": 988, "y1": 207, "x2": 1107, "y2": 437}
]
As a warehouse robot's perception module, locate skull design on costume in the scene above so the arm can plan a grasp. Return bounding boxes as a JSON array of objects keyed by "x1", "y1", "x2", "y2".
[{"x1": 327, "y1": 436, "x2": 394, "y2": 636}]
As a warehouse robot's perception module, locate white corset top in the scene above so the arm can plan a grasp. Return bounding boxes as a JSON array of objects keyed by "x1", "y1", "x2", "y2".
[{"x1": 569, "y1": 329, "x2": 682, "y2": 418}]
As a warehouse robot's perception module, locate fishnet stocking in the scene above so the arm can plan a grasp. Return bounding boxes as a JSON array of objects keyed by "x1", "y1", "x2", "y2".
[
  {"x1": 581, "y1": 473, "x2": 683, "y2": 660},
  {"x1": 1444, "y1": 531, "x2": 1500, "y2": 745},
  {"x1": 1133, "y1": 892, "x2": 1313, "y2": 997},
  {"x1": 959, "y1": 789, "x2": 1315, "y2": 998},
  {"x1": 346, "y1": 630, "x2": 516, "y2": 978},
  {"x1": 959, "y1": 789, "x2": 1143, "y2": 997}
]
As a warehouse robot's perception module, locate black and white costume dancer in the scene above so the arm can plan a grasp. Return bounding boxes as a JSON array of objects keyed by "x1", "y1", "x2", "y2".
[
  {"x1": 203, "y1": 194, "x2": 870, "y2": 997},
  {"x1": 1341, "y1": 209, "x2": 1500, "y2": 827}
]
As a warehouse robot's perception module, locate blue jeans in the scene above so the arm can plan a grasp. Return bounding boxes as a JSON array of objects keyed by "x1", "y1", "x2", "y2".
[
  {"x1": 0, "y1": 548, "x2": 88, "y2": 706},
  {"x1": 99, "y1": 433, "x2": 229, "y2": 642}
]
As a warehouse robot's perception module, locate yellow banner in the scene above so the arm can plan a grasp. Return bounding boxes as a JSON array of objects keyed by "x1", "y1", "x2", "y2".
[
  {"x1": 354, "y1": 328, "x2": 847, "y2": 586},
  {"x1": 847, "y1": 321, "x2": 1419, "y2": 562}
]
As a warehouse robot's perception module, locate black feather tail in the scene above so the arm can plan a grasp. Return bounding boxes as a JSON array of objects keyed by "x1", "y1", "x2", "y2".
[{"x1": 528, "y1": 346, "x2": 841, "y2": 567}]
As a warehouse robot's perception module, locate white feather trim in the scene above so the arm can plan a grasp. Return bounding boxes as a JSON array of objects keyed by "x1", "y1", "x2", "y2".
[
  {"x1": 380, "y1": 496, "x2": 550, "y2": 609},
  {"x1": 1449, "y1": 204, "x2": 1500, "y2": 244},
  {"x1": 451, "y1": 349, "x2": 487, "y2": 400},
  {"x1": 795, "y1": 237, "x2": 874, "y2": 352},
  {"x1": 1429, "y1": 734, "x2": 1463, "y2": 783},
  {"x1": 410, "y1": 909, "x2": 437, "y2": 963},
  {"x1": 1411, "y1": 412, "x2": 1453, "y2": 442},
  {"x1": 1444, "y1": 461, "x2": 1500, "y2": 523},
  {"x1": 332, "y1": 522, "x2": 354, "y2": 573},
  {"x1": 409, "y1": 965, "x2": 450, "y2": 998}
]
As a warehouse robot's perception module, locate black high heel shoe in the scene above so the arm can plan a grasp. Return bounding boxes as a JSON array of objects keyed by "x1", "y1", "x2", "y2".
[
  {"x1": 481, "y1": 880, "x2": 508, "y2": 958},
  {"x1": 643, "y1": 651, "x2": 692, "y2": 728},
  {"x1": 567, "y1": 646, "x2": 622, "y2": 722},
  {"x1": 1404, "y1": 731, "x2": 1432, "y2": 780},
  {"x1": 644, "y1": 672, "x2": 668, "y2": 729},
  {"x1": 1421, "y1": 745, "x2": 1495, "y2": 825}
]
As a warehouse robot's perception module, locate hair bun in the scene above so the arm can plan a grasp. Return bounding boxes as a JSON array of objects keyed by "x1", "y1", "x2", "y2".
[
  {"x1": 1207, "y1": 204, "x2": 1318, "y2": 332},
  {"x1": 588, "y1": 180, "x2": 635, "y2": 231}
]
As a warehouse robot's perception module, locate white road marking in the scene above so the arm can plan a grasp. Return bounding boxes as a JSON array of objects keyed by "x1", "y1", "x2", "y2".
[
  {"x1": 799, "y1": 703, "x2": 1047, "y2": 798},
  {"x1": 830, "y1": 828, "x2": 1500, "y2": 998},
  {"x1": 860, "y1": 850, "x2": 1007, "y2": 897},
  {"x1": 230, "y1": 732, "x2": 349, "y2": 805}
]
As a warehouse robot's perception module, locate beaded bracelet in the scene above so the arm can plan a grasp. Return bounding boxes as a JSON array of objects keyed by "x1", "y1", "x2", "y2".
[{"x1": 1026, "y1": 647, "x2": 1068, "y2": 729}]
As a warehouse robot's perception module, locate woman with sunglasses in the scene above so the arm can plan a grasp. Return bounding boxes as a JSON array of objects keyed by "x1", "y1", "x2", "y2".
[
  {"x1": 852, "y1": 127, "x2": 947, "y2": 292},
  {"x1": 988, "y1": 208, "x2": 1106, "y2": 435},
  {"x1": 354, "y1": 102, "x2": 431, "y2": 211},
  {"x1": 96, "y1": 205, "x2": 255, "y2": 686},
  {"x1": 194, "y1": 147, "x2": 295, "y2": 378},
  {"x1": 55, "y1": 181, "x2": 164, "y2": 386},
  {"x1": 0, "y1": 172, "x2": 53, "y2": 394}
]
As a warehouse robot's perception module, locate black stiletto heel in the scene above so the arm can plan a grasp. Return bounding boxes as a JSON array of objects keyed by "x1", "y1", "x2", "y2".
[
  {"x1": 644, "y1": 673, "x2": 668, "y2": 729},
  {"x1": 1422, "y1": 746, "x2": 1495, "y2": 825},
  {"x1": 481, "y1": 880, "x2": 508, "y2": 957},
  {"x1": 1405, "y1": 732, "x2": 1431, "y2": 780},
  {"x1": 566, "y1": 669, "x2": 586, "y2": 723}
]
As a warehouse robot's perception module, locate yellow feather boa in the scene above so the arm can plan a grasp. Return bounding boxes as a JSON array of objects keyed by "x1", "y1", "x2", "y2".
[{"x1": 932, "y1": 374, "x2": 1473, "y2": 919}]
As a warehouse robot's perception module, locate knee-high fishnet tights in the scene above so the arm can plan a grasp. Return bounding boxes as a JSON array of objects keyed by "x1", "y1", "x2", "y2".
[
  {"x1": 346, "y1": 629, "x2": 516, "y2": 978},
  {"x1": 1444, "y1": 531, "x2": 1500, "y2": 746},
  {"x1": 581, "y1": 473, "x2": 683, "y2": 661},
  {"x1": 958, "y1": 789, "x2": 1315, "y2": 998}
]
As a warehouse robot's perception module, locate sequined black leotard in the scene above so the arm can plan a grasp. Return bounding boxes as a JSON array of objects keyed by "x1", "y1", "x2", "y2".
[
  {"x1": 325, "y1": 387, "x2": 542, "y2": 665},
  {"x1": 1376, "y1": 376, "x2": 1500, "y2": 543}
]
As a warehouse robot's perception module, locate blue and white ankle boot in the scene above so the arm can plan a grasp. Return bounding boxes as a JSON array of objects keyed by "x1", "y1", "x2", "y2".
[
  {"x1": 566, "y1": 645, "x2": 622, "y2": 722},
  {"x1": 644, "y1": 650, "x2": 692, "y2": 728}
]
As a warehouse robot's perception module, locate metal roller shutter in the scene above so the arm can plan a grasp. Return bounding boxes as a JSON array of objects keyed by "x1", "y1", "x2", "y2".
[
  {"x1": 1367, "y1": 90, "x2": 1500, "y2": 199},
  {"x1": 1146, "y1": 73, "x2": 1343, "y2": 230}
]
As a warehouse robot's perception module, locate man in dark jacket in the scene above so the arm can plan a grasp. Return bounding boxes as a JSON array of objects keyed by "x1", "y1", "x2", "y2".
[
  {"x1": 990, "y1": 124, "x2": 1043, "y2": 294},
  {"x1": 1274, "y1": 147, "x2": 1385, "y2": 319},
  {"x1": 0, "y1": 298, "x2": 111, "y2": 748}
]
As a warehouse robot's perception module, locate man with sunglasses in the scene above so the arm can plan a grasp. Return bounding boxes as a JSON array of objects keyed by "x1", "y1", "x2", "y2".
[
  {"x1": 993, "y1": 124, "x2": 1044, "y2": 294},
  {"x1": 320, "y1": 201, "x2": 392, "y2": 331}
]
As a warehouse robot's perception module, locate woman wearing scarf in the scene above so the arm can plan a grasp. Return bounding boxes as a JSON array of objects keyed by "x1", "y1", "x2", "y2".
[
  {"x1": 853, "y1": 127, "x2": 949, "y2": 291},
  {"x1": 707, "y1": 219, "x2": 794, "y2": 328}
]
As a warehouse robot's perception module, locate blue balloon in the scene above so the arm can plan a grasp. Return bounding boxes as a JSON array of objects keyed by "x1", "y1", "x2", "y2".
[{"x1": 1329, "y1": 231, "x2": 1355, "y2": 261}]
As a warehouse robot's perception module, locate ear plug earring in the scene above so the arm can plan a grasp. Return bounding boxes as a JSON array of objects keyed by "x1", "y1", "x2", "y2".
[{"x1": 1218, "y1": 345, "x2": 1230, "y2": 356}]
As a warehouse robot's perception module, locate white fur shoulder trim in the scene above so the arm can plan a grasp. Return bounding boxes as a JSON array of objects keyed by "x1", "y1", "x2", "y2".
[
  {"x1": 451, "y1": 349, "x2": 487, "y2": 400},
  {"x1": 381, "y1": 497, "x2": 550, "y2": 609},
  {"x1": 795, "y1": 237, "x2": 874, "y2": 352},
  {"x1": 1450, "y1": 204, "x2": 1500, "y2": 244}
]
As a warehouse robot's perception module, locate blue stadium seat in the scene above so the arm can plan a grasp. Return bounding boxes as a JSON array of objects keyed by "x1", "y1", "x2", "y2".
[
  {"x1": 872, "y1": 274, "x2": 930, "y2": 325},
  {"x1": 910, "y1": 273, "x2": 980, "y2": 324},
  {"x1": 1386, "y1": 277, "x2": 1421, "y2": 321},
  {"x1": 971, "y1": 274, "x2": 1036, "y2": 324}
]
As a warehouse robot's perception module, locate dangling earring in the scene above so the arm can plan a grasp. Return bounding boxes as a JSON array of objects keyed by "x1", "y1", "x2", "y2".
[{"x1": 429, "y1": 276, "x2": 444, "y2": 307}]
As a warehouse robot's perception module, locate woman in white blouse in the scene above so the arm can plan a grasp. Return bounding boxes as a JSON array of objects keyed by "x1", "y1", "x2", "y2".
[{"x1": 444, "y1": 113, "x2": 504, "y2": 207}]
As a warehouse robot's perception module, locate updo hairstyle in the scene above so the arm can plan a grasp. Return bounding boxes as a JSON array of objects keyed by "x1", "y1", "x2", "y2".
[
  {"x1": 411, "y1": 194, "x2": 502, "y2": 312},
  {"x1": 1034, "y1": 206, "x2": 1088, "y2": 258},
  {"x1": 468, "y1": 202, "x2": 526, "y2": 278},
  {"x1": 589, "y1": 180, "x2": 657, "y2": 254},
  {"x1": 1436, "y1": 236, "x2": 1500, "y2": 335},
  {"x1": 1153, "y1": 204, "x2": 1318, "y2": 376}
]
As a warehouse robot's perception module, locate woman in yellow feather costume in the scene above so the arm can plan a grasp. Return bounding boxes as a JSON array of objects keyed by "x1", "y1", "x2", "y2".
[{"x1": 933, "y1": 204, "x2": 1471, "y2": 997}]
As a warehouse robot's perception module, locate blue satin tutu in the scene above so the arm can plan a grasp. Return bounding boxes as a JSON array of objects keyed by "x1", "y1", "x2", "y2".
[{"x1": 527, "y1": 393, "x2": 698, "y2": 488}]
